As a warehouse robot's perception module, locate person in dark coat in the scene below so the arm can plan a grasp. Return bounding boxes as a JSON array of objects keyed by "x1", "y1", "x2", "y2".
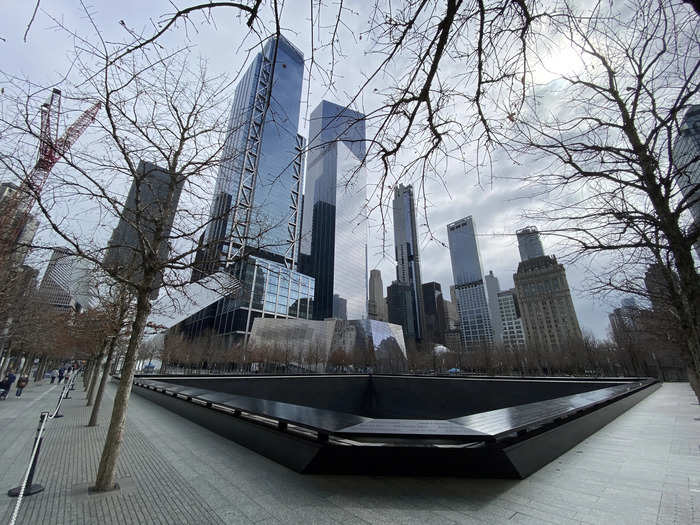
[
  {"x1": 15, "y1": 376, "x2": 28, "y2": 397},
  {"x1": 57, "y1": 367, "x2": 65, "y2": 384},
  {"x1": 0, "y1": 371, "x2": 16, "y2": 400}
]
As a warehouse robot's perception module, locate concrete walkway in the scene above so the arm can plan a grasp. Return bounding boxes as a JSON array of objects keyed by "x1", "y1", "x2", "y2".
[{"x1": 0, "y1": 379, "x2": 697, "y2": 524}]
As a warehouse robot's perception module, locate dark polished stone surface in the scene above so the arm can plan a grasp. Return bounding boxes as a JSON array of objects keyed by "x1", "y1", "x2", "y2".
[{"x1": 132, "y1": 374, "x2": 659, "y2": 477}]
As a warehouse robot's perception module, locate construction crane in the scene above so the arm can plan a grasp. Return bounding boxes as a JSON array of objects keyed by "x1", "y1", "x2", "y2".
[{"x1": 0, "y1": 89, "x2": 101, "y2": 262}]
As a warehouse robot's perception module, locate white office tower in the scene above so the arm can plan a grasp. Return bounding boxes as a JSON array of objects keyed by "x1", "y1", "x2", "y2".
[
  {"x1": 498, "y1": 289, "x2": 526, "y2": 349},
  {"x1": 38, "y1": 248, "x2": 96, "y2": 312},
  {"x1": 368, "y1": 269, "x2": 387, "y2": 321}
]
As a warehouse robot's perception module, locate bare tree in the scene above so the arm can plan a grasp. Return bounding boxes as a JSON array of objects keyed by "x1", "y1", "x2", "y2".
[
  {"x1": 502, "y1": 0, "x2": 699, "y2": 388},
  {"x1": 0, "y1": 19, "x2": 265, "y2": 488}
]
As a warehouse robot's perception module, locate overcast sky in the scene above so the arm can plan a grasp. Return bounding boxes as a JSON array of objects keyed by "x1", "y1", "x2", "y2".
[{"x1": 0, "y1": 0, "x2": 621, "y2": 338}]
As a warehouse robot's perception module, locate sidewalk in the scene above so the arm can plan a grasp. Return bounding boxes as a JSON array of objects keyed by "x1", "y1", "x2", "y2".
[{"x1": 0, "y1": 379, "x2": 697, "y2": 524}]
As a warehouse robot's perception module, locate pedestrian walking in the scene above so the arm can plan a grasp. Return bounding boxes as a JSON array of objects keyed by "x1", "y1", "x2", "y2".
[
  {"x1": 0, "y1": 371, "x2": 15, "y2": 400},
  {"x1": 50, "y1": 369, "x2": 58, "y2": 384},
  {"x1": 58, "y1": 367, "x2": 65, "y2": 384},
  {"x1": 15, "y1": 376, "x2": 28, "y2": 397}
]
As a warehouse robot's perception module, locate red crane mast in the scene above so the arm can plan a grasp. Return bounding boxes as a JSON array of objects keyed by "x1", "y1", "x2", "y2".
[{"x1": 0, "y1": 89, "x2": 101, "y2": 261}]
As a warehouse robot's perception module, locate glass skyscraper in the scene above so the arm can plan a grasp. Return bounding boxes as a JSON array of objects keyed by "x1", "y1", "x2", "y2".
[
  {"x1": 179, "y1": 35, "x2": 314, "y2": 346},
  {"x1": 516, "y1": 226, "x2": 545, "y2": 261},
  {"x1": 300, "y1": 100, "x2": 367, "y2": 320},
  {"x1": 392, "y1": 184, "x2": 425, "y2": 341},
  {"x1": 196, "y1": 35, "x2": 305, "y2": 277},
  {"x1": 447, "y1": 216, "x2": 494, "y2": 348},
  {"x1": 673, "y1": 105, "x2": 700, "y2": 257}
]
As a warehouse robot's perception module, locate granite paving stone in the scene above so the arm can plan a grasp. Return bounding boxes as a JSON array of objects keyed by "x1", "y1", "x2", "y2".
[{"x1": 0, "y1": 378, "x2": 697, "y2": 524}]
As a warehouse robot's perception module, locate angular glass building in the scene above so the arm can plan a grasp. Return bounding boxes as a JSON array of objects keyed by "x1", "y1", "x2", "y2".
[
  {"x1": 248, "y1": 317, "x2": 408, "y2": 372},
  {"x1": 392, "y1": 184, "x2": 425, "y2": 340},
  {"x1": 195, "y1": 36, "x2": 305, "y2": 278},
  {"x1": 300, "y1": 101, "x2": 367, "y2": 320},
  {"x1": 178, "y1": 256, "x2": 314, "y2": 345},
  {"x1": 447, "y1": 216, "x2": 494, "y2": 349}
]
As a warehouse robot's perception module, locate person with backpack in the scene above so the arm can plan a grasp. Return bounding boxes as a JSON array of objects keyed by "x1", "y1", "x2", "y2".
[{"x1": 15, "y1": 376, "x2": 28, "y2": 397}]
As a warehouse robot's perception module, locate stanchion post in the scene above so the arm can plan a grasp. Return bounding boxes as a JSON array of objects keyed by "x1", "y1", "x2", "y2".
[
  {"x1": 53, "y1": 385, "x2": 66, "y2": 419},
  {"x1": 8, "y1": 413, "x2": 47, "y2": 497}
]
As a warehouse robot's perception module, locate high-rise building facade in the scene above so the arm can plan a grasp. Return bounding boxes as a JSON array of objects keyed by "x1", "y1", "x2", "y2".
[
  {"x1": 447, "y1": 216, "x2": 493, "y2": 349},
  {"x1": 38, "y1": 248, "x2": 97, "y2": 312},
  {"x1": 513, "y1": 255, "x2": 582, "y2": 351},
  {"x1": 516, "y1": 226, "x2": 545, "y2": 261},
  {"x1": 195, "y1": 36, "x2": 305, "y2": 277},
  {"x1": 644, "y1": 263, "x2": 677, "y2": 312},
  {"x1": 0, "y1": 182, "x2": 39, "y2": 267},
  {"x1": 498, "y1": 289, "x2": 526, "y2": 349},
  {"x1": 484, "y1": 270, "x2": 503, "y2": 344},
  {"x1": 673, "y1": 105, "x2": 700, "y2": 256},
  {"x1": 368, "y1": 269, "x2": 387, "y2": 321},
  {"x1": 38, "y1": 247, "x2": 76, "y2": 309},
  {"x1": 386, "y1": 281, "x2": 416, "y2": 340},
  {"x1": 178, "y1": 36, "x2": 314, "y2": 346},
  {"x1": 300, "y1": 100, "x2": 367, "y2": 320},
  {"x1": 422, "y1": 282, "x2": 446, "y2": 344},
  {"x1": 104, "y1": 160, "x2": 184, "y2": 297},
  {"x1": 392, "y1": 184, "x2": 425, "y2": 339}
]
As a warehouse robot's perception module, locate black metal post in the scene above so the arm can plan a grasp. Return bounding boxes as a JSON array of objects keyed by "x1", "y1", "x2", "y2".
[
  {"x1": 53, "y1": 386, "x2": 66, "y2": 418},
  {"x1": 8, "y1": 413, "x2": 47, "y2": 497}
]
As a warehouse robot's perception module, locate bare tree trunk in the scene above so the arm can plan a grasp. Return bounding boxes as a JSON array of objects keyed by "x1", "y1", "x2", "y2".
[
  {"x1": 84, "y1": 359, "x2": 93, "y2": 390},
  {"x1": 87, "y1": 343, "x2": 109, "y2": 405},
  {"x1": 34, "y1": 355, "x2": 47, "y2": 381},
  {"x1": 86, "y1": 357, "x2": 100, "y2": 406},
  {"x1": 93, "y1": 291, "x2": 151, "y2": 491},
  {"x1": 21, "y1": 353, "x2": 33, "y2": 376},
  {"x1": 88, "y1": 336, "x2": 119, "y2": 427}
]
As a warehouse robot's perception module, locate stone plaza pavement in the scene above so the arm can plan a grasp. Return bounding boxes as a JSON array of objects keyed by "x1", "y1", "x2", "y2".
[{"x1": 0, "y1": 379, "x2": 696, "y2": 524}]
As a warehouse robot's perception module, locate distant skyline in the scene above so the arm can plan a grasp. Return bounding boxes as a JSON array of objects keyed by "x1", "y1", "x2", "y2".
[{"x1": 1, "y1": 1, "x2": 619, "y2": 338}]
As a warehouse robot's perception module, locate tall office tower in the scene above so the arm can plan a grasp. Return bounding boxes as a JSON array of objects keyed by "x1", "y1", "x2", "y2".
[
  {"x1": 104, "y1": 161, "x2": 184, "y2": 295},
  {"x1": 498, "y1": 289, "x2": 526, "y2": 349},
  {"x1": 301, "y1": 100, "x2": 367, "y2": 320},
  {"x1": 422, "y1": 282, "x2": 446, "y2": 344},
  {"x1": 195, "y1": 36, "x2": 305, "y2": 279},
  {"x1": 442, "y1": 295, "x2": 461, "y2": 352},
  {"x1": 644, "y1": 263, "x2": 678, "y2": 311},
  {"x1": 386, "y1": 281, "x2": 416, "y2": 340},
  {"x1": 38, "y1": 247, "x2": 76, "y2": 309},
  {"x1": 447, "y1": 216, "x2": 494, "y2": 349},
  {"x1": 673, "y1": 105, "x2": 700, "y2": 256},
  {"x1": 516, "y1": 226, "x2": 545, "y2": 262},
  {"x1": 392, "y1": 184, "x2": 425, "y2": 339},
  {"x1": 368, "y1": 269, "x2": 387, "y2": 321},
  {"x1": 69, "y1": 259, "x2": 97, "y2": 312},
  {"x1": 0, "y1": 182, "x2": 39, "y2": 266},
  {"x1": 484, "y1": 271, "x2": 504, "y2": 344},
  {"x1": 513, "y1": 255, "x2": 582, "y2": 351}
]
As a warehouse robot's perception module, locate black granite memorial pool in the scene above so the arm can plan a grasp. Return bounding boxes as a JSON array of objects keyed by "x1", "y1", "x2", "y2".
[{"x1": 131, "y1": 374, "x2": 659, "y2": 478}]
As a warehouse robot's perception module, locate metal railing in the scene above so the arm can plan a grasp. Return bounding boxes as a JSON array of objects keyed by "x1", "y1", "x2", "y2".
[{"x1": 7, "y1": 371, "x2": 80, "y2": 525}]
